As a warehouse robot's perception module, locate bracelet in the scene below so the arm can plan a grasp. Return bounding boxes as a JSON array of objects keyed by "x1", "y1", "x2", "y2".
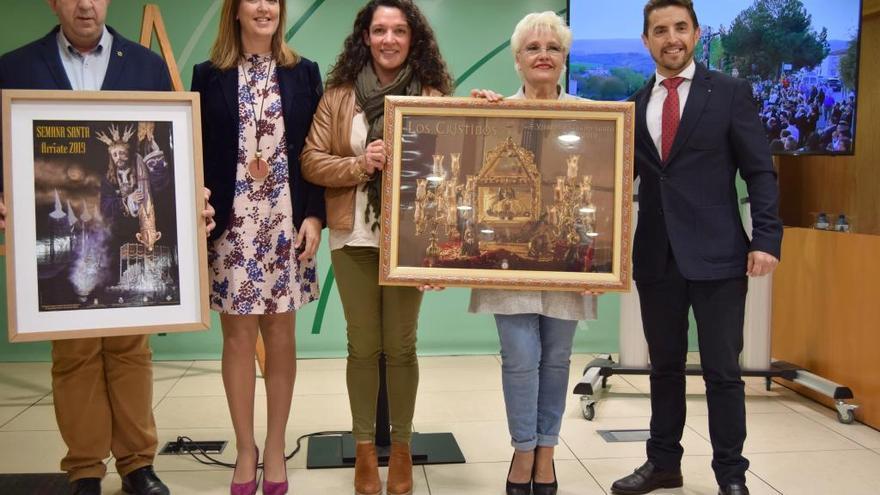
[{"x1": 355, "y1": 161, "x2": 371, "y2": 183}]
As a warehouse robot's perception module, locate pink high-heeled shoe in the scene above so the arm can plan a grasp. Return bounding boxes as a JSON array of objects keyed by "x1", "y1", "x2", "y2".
[
  {"x1": 230, "y1": 446, "x2": 259, "y2": 495},
  {"x1": 262, "y1": 478, "x2": 288, "y2": 495},
  {"x1": 261, "y1": 451, "x2": 289, "y2": 495}
]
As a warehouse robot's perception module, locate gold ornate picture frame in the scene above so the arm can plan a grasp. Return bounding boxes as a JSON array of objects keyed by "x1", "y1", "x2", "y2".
[
  {"x1": 2, "y1": 90, "x2": 210, "y2": 341},
  {"x1": 380, "y1": 96, "x2": 634, "y2": 291}
]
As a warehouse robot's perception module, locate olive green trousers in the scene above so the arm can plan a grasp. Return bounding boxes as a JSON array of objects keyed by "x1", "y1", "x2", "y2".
[{"x1": 331, "y1": 246, "x2": 423, "y2": 443}]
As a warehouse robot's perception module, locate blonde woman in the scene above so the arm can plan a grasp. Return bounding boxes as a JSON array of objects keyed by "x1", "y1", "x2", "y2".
[{"x1": 191, "y1": 0, "x2": 325, "y2": 494}]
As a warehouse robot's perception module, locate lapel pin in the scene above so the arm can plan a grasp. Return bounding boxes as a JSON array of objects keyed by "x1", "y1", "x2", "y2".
[{"x1": 117, "y1": 50, "x2": 123, "y2": 57}]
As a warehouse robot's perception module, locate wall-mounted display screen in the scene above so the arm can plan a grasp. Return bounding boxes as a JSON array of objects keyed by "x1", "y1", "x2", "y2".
[{"x1": 567, "y1": 0, "x2": 863, "y2": 155}]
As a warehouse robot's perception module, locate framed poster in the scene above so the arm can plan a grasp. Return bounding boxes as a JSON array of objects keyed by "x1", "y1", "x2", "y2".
[
  {"x1": 380, "y1": 96, "x2": 634, "y2": 291},
  {"x1": 2, "y1": 90, "x2": 209, "y2": 341}
]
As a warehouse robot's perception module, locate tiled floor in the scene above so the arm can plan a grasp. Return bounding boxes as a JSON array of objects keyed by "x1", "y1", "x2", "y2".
[{"x1": 2, "y1": 355, "x2": 880, "y2": 494}]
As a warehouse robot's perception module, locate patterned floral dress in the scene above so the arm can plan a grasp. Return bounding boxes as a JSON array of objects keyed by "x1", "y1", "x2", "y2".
[{"x1": 208, "y1": 54, "x2": 319, "y2": 315}]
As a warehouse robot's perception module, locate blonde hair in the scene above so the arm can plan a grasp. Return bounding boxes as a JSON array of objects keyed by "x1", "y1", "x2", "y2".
[
  {"x1": 510, "y1": 11, "x2": 573, "y2": 56},
  {"x1": 209, "y1": 0, "x2": 299, "y2": 70}
]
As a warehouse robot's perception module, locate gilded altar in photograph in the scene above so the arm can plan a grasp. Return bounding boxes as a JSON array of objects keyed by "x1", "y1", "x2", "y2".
[{"x1": 380, "y1": 96, "x2": 634, "y2": 292}]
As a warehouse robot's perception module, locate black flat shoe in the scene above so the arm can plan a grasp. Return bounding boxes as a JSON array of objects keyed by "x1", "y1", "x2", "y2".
[
  {"x1": 611, "y1": 461, "x2": 683, "y2": 495},
  {"x1": 506, "y1": 453, "x2": 532, "y2": 495},
  {"x1": 121, "y1": 465, "x2": 170, "y2": 495},
  {"x1": 70, "y1": 478, "x2": 101, "y2": 495},
  {"x1": 532, "y1": 459, "x2": 557, "y2": 495},
  {"x1": 719, "y1": 483, "x2": 749, "y2": 495}
]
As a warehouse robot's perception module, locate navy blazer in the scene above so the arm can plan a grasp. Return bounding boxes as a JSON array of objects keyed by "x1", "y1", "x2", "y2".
[
  {"x1": 191, "y1": 58, "x2": 325, "y2": 241},
  {"x1": 632, "y1": 63, "x2": 782, "y2": 282},
  {"x1": 0, "y1": 26, "x2": 172, "y2": 191}
]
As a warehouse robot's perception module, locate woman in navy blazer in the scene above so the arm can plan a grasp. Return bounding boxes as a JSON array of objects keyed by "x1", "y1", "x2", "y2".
[{"x1": 190, "y1": 1, "x2": 324, "y2": 494}]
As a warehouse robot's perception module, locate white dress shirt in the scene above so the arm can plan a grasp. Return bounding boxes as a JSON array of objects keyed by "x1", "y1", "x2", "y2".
[
  {"x1": 646, "y1": 60, "x2": 696, "y2": 157},
  {"x1": 57, "y1": 26, "x2": 113, "y2": 91}
]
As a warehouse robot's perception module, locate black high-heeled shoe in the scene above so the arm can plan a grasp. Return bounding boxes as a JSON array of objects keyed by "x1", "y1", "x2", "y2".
[
  {"x1": 532, "y1": 459, "x2": 557, "y2": 495},
  {"x1": 506, "y1": 453, "x2": 532, "y2": 495}
]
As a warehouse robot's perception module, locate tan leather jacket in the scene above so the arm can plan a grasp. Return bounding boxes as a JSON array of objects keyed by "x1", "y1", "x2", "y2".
[{"x1": 300, "y1": 83, "x2": 442, "y2": 230}]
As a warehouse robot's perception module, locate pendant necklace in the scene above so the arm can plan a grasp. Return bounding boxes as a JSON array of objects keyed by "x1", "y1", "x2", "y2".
[{"x1": 246, "y1": 56, "x2": 274, "y2": 181}]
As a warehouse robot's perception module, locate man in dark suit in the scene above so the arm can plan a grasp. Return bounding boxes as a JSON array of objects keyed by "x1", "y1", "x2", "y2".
[
  {"x1": 0, "y1": 1, "x2": 213, "y2": 494},
  {"x1": 611, "y1": 2, "x2": 782, "y2": 495}
]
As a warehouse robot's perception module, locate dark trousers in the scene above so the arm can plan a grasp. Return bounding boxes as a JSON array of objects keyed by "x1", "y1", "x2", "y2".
[{"x1": 636, "y1": 253, "x2": 749, "y2": 486}]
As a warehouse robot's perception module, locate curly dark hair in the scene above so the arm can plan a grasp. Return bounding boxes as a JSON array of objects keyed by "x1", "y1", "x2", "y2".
[{"x1": 325, "y1": 0, "x2": 454, "y2": 94}]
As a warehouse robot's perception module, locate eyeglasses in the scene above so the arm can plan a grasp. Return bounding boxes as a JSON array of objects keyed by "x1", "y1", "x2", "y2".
[{"x1": 521, "y1": 44, "x2": 564, "y2": 57}]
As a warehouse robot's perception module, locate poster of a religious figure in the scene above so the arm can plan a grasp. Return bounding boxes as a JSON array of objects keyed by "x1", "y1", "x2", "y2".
[
  {"x1": 32, "y1": 119, "x2": 179, "y2": 311},
  {"x1": 3, "y1": 90, "x2": 209, "y2": 341}
]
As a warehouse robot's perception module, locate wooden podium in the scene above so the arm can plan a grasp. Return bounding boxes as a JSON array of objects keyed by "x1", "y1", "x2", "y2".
[{"x1": 771, "y1": 228, "x2": 880, "y2": 429}]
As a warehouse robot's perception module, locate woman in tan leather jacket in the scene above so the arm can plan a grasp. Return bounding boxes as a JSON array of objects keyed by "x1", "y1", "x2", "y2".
[{"x1": 300, "y1": 1, "x2": 451, "y2": 494}]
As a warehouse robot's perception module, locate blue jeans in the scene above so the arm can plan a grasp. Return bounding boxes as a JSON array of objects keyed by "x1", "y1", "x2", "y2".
[{"x1": 495, "y1": 313, "x2": 577, "y2": 451}]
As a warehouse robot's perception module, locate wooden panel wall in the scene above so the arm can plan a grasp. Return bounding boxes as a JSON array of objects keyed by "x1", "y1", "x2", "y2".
[
  {"x1": 771, "y1": 228, "x2": 880, "y2": 428},
  {"x1": 777, "y1": 0, "x2": 880, "y2": 234},
  {"x1": 772, "y1": 3, "x2": 880, "y2": 428}
]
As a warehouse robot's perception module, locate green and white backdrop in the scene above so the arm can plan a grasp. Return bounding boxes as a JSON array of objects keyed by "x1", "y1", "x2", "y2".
[{"x1": 0, "y1": 0, "x2": 699, "y2": 362}]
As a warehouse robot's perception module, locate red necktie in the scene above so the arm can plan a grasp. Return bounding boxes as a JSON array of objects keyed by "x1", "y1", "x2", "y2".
[{"x1": 660, "y1": 77, "x2": 685, "y2": 163}]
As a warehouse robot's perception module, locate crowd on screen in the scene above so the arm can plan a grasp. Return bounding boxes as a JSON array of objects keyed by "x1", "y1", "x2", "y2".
[{"x1": 751, "y1": 73, "x2": 856, "y2": 153}]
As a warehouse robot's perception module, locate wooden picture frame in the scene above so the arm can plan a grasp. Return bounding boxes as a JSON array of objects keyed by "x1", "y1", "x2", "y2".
[
  {"x1": 379, "y1": 96, "x2": 634, "y2": 292},
  {"x1": 2, "y1": 90, "x2": 209, "y2": 341}
]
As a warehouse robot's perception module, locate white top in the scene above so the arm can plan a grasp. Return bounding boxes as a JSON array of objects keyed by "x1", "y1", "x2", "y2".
[
  {"x1": 647, "y1": 60, "x2": 696, "y2": 157},
  {"x1": 328, "y1": 111, "x2": 381, "y2": 250},
  {"x1": 468, "y1": 87, "x2": 598, "y2": 321}
]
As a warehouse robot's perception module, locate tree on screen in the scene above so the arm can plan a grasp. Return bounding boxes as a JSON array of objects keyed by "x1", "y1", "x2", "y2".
[
  {"x1": 721, "y1": 0, "x2": 829, "y2": 80},
  {"x1": 838, "y1": 35, "x2": 858, "y2": 90}
]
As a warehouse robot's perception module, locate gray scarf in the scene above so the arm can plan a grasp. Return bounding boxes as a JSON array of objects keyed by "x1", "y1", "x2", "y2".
[{"x1": 354, "y1": 63, "x2": 421, "y2": 231}]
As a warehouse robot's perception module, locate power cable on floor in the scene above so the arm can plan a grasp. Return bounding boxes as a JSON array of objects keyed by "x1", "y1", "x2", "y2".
[{"x1": 173, "y1": 430, "x2": 351, "y2": 468}]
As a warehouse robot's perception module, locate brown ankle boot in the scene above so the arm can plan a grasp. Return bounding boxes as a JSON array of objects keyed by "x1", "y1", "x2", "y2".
[
  {"x1": 354, "y1": 442, "x2": 381, "y2": 495},
  {"x1": 387, "y1": 441, "x2": 413, "y2": 495}
]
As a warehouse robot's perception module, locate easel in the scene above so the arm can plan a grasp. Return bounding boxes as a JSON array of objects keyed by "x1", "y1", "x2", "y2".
[
  {"x1": 139, "y1": 4, "x2": 184, "y2": 92},
  {"x1": 139, "y1": 4, "x2": 268, "y2": 375}
]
